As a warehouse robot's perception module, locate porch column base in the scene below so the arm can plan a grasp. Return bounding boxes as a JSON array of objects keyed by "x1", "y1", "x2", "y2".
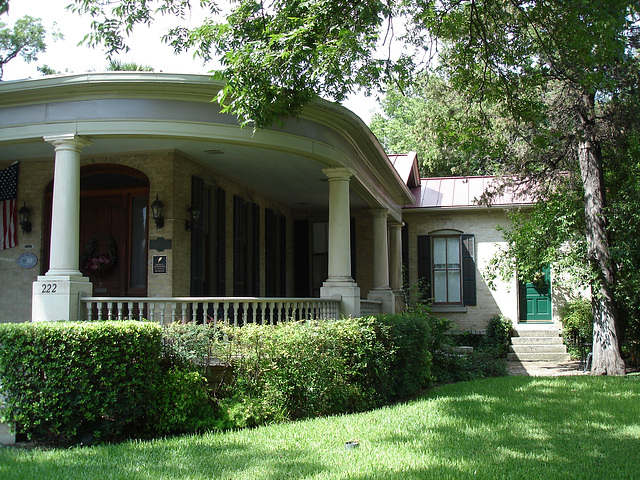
[
  {"x1": 321, "y1": 279, "x2": 361, "y2": 318},
  {"x1": 32, "y1": 276, "x2": 93, "y2": 322},
  {"x1": 368, "y1": 287, "x2": 396, "y2": 314}
]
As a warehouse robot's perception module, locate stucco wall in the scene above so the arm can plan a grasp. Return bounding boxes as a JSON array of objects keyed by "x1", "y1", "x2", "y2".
[{"x1": 403, "y1": 208, "x2": 519, "y2": 331}]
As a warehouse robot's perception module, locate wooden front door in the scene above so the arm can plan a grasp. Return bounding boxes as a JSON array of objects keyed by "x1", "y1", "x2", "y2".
[
  {"x1": 44, "y1": 165, "x2": 149, "y2": 297},
  {"x1": 519, "y1": 267, "x2": 552, "y2": 322},
  {"x1": 80, "y1": 194, "x2": 129, "y2": 296}
]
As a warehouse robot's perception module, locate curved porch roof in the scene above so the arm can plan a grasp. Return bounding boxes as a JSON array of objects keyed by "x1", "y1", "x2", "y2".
[{"x1": 0, "y1": 72, "x2": 413, "y2": 221}]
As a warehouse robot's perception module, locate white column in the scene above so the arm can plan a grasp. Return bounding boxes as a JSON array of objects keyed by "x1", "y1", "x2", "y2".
[
  {"x1": 370, "y1": 209, "x2": 390, "y2": 290},
  {"x1": 367, "y1": 209, "x2": 395, "y2": 313},
  {"x1": 324, "y1": 167, "x2": 354, "y2": 281},
  {"x1": 388, "y1": 220, "x2": 403, "y2": 291},
  {"x1": 320, "y1": 167, "x2": 360, "y2": 317},
  {"x1": 32, "y1": 134, "x2": 93, "y2": 322}
]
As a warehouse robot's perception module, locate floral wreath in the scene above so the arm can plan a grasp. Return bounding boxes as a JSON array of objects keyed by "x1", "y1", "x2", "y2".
[{"x1": 81, "y1": 234, "x2": 117, "y2": 276}]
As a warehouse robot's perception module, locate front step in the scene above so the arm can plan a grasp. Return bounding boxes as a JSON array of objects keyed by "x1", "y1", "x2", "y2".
[{"x1": 508, "y1": 327, "x2": 570, "y2": 362}]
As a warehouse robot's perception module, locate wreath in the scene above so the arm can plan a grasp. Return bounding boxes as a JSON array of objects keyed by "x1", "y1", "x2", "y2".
[{"x1": 81, "y1": 234, "x2": 117, "y2": 276}]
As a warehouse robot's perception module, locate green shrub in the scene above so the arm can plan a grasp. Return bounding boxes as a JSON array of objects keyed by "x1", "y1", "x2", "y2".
[
  {"x1": 219, "y1": 318, "x2": 391, "y2": 425},
  {"x1": 560, "y1": 298, "x2": 593, "y2": 359},
  {"x1": 0, "y1": 321, "x2": 163, "y2": 443},
  {"x1": 148, "y1": 367, "x2": 230, "y2": 435},
  {"x1": 485, "y1": 314, "x2": 513, "y2": 357},
  {"x1": 375, "y1": 312, "x2": 437, "y2": 400}
]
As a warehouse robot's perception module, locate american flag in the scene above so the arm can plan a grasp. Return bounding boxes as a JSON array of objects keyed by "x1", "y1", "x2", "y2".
[{"x1": 0, "y1": 162, "x2": 18, "y2": 250}]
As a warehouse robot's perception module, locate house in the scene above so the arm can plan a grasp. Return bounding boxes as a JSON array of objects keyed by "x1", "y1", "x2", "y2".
[
  {"x1": 0, "y1": 72, "x2": 564, "y2": 334},
  {"x1": 0, "y1": 72, "x2": 411, "y2": 324}
]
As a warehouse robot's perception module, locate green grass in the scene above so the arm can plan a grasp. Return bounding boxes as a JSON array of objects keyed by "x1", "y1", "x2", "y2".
[{"x1": 2, "y1": 375, "x2": 639, "y2": 479}]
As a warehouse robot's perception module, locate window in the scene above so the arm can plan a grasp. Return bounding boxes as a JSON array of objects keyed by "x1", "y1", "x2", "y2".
[
  {"x1": 417, "y1": 232, "x2": 476, "y2": 306},
  {"x1": 433, "y1": 236, "x2": 461, "y2": 303}
]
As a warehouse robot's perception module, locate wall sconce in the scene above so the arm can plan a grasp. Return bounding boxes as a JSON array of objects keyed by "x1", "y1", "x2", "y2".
[
  {"x1": 18, "y1": 203, "x2": 32, "y2": 234},
  {"x1": 150, "y1": 195, "x2": 164, "y2": 229},
  {"x1": 185, "y1": 205, "x2": 201, "y2": 231}
]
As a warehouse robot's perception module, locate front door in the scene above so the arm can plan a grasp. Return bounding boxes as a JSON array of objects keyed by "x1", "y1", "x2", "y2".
[
  {"x1": 519, "y1": 266, "x2": 552, "y2": 322},
  {"x1": 43, "y1": 165, "x2": 149, "y2": 297}
]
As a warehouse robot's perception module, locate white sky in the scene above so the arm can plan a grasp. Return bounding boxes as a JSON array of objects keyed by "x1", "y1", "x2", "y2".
[{"x1": 1, "y1": 0, "x2": 380, "y2": 123}]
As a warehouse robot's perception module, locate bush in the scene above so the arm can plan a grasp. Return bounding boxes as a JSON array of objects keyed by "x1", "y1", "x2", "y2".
[
  {"x1": 218, "y1": 318, "x2": 392, "y2": 426},
  {"x1": 560, "y1": 298, "x2": 593, "y2": 359},
  {"x1": 0, "y1": 321, "x2": 226, "y2": 443},
  {"x1": 0, "y1": 321, "x2": 163, "y2": 443},
  {"x1": 485, "y1": 314, "x2": 513, "y2": 357}
]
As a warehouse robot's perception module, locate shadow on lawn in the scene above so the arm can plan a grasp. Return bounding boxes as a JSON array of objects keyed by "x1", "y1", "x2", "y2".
[
  {"x1": 380, "y1": 376, "x2": 640, "y2": 478},
  {"x1": 2, "y1": 376, "x2": 639, "y2": 480}
]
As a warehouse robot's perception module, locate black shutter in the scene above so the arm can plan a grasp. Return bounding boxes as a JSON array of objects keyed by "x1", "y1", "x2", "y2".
[
  {"x1": 279, "y1": 214, "x2": 287, "y2": 296},
  {"x1": 293, "y1": 220, "x2": 310, "y2": 297},
  {"x1": 417, "y1": 235, "x2": 432, "y2": 301},
  {"x1": 233, "y1": 195, "x2": 246, "y2": 296},
  {"x1": 190, "y1": 176, "x2": 205, "y2": 296},
  {"x1": 216, "y1": 187, "x2": 226, "y2": 296},
  {"x1": 402, "y1": 223, "x2": 409, "y2": 285},
  {"x1": 462, "y1": 234, "x2": 476, "y2": 306},
  {"x1": 252, "y1": 203, "x2": 260, "y2": 296},
  {"x1": 265, "y1": 208, "x2": 275, "y2": 296}
]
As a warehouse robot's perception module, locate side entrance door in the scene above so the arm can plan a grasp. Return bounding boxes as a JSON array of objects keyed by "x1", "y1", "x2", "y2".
[{"x1": 519, "y1": 266, "x2": 552, "y2": 322}]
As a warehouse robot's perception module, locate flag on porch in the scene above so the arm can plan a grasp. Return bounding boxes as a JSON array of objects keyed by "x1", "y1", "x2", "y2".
[{"x1": 0, "y1": 162, "x2": 18, "y2": 250}]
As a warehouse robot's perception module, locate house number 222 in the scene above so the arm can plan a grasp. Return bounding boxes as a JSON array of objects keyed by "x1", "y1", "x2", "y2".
[{"x1": 41, "y1": 284, "x2": 57, "y2": 294}]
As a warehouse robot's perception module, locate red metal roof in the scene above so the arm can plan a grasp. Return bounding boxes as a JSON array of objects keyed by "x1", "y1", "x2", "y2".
[{"x1": 407, "y1": 176, "x2": 534, "y2": 209}]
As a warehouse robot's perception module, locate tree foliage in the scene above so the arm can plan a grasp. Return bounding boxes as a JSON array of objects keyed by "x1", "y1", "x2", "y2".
[{"x1": 0, "y1": 15, "x2": 47, "y2": 79}]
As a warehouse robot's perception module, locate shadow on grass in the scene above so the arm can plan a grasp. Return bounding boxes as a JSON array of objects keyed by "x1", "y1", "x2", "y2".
[{"x1": 1, "y1": 376, "x2": 639, "y2": 480}]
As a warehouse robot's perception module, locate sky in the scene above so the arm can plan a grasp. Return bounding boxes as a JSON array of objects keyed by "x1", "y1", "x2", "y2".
[{"x1": 2, "y1": 0, "x2": 380, "y2": 124}]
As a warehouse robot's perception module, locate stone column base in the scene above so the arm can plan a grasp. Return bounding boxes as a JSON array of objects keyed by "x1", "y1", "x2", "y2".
[
  {"x1": 32, "y1": 276, "x2": 93, "y2": 322},
  {"x1": 368, "y1": 287, "x2": 396, "y2": 314},
  {"x1": 321, "y1": 280, "x2": 361, "y2": 318},
  {"x1": 0, "y1": 421, "x2": 15, "y2": 445}
]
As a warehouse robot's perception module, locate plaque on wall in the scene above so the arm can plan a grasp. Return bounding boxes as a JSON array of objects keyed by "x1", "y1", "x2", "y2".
[
  {"x1": 17, "y1": 253, "x2": 38, "y2": 269},
  {"x1": 153, "y1": 255, "x2": 167, "y2": 274}
]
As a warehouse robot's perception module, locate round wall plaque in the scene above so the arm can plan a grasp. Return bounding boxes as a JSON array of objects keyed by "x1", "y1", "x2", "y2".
[{"x1": 18, "y1": 253, "x2": 38, "y2": 269}]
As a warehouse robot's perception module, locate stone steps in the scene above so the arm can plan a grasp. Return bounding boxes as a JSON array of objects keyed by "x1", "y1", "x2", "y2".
[{"x1": 508, "y1": 326, "x2": 570, "y2": 362}]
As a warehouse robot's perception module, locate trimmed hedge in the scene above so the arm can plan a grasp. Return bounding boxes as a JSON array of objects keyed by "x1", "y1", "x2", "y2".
[{"x1": 0, "y1": 321, "x2": 223, "y2": 443}]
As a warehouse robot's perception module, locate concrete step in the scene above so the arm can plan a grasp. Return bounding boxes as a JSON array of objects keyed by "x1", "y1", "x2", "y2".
[
  {"x1": 508, "y1": 352, "x2": 571, "y2": 362},
  {"x1": 512, "y1": 328, "x2": 562, "y2": 337},
  {"x1": 509, "y1": 344, "x2": 568, "y2": 354},
  {"x1": 511, "y1": 336, "x2": 564, "y2": 346}
]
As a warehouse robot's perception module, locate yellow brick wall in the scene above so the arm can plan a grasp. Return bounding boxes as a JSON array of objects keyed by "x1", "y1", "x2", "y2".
[{"x1": 0, "y1": 150, "x2": 298, "y2": 323}]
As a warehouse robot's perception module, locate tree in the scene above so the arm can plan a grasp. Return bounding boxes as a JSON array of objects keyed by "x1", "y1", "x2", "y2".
[
  {"x1": 107, "y1": 59, "x2": 154, "y2": 71},
  {"x1": 0, "y1": 15, "x2": 47, "y2": 79},
  {"x1": 69, "y1": 0, "x2": 639, "y2": 374}
]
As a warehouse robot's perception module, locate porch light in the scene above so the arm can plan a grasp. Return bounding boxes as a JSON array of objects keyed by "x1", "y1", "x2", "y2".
[
  {"x1": 18, "y1": 203, "x2": 32, "y2": 234},
  {"x1": 151, "y1": 195, "x2": 164, "y2": 229},
  {"x1": 185, "y1": 205, "x2": 201, "y2": 231}
]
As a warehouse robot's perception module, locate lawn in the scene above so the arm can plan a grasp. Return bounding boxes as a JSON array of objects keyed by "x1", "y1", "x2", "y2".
[{"x1": 1, "y1": 375, "x2": 639, "y2": 479}]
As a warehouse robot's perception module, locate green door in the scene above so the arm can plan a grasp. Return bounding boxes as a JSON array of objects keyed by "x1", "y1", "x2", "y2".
[{"x1": 519, "y1": 267, "x2": 552, "y2": 322}]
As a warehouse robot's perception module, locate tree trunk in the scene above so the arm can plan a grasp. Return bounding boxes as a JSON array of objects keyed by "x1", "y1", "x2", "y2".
[{"x1": 577, "y1": 92, "x2": 625, "y2": 375}]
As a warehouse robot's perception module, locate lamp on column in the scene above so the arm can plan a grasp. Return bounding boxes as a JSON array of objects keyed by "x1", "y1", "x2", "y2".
[
  {"x1": 185, "y1": 205, "x2": 201, "y2": 231},
  {"x1": 18, "y1": 202, "x2": 32, "y2": 234},
  {"x1": 151, "y1": 195, "x2": 164, "y2": 229}
]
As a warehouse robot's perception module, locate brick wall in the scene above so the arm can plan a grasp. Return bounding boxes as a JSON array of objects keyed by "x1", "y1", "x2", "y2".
[{"x1": 403, "y1": 208, "x2": 519, "y2": 330}]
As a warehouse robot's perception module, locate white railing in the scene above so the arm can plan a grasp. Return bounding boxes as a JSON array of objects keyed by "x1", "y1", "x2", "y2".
[
  {"x1": 360, "y1": 299, "x2": 383, "y2": 316},
  {"x1": 79, "y1": 296, "x2": 341, "y2": 325}
]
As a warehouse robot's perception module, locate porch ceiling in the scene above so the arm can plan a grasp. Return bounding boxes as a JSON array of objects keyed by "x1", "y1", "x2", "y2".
[{"x1": 0, "y1": 135, "x2": 368, "y2": 212}]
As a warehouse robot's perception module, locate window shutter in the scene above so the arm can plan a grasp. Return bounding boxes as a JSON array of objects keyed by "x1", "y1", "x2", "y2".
[
  {"x1": 190, "y1": 176, "x2": 205, "y2": 296},
  {"x1": 279, "y1": 214, "x2": 287, "y2": 296},
  {"x1": 233, "y1": 195, "x2": 246, "y2": 296},
  {"x1": 215, "y1": 187, "x2": 226, "y2": 296},
  {"x1": 252, "y1": 203, "x2": 260, "y2": 296},
  {"x1": 417, "y1": 235, "x2": 432, "y2": 300},
  {"x1": 265, "y1": 208, "x2": 275, "y2": 296},
  {"x1": 462, "y1": 234, "x2": 476, "y2": 306}
]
